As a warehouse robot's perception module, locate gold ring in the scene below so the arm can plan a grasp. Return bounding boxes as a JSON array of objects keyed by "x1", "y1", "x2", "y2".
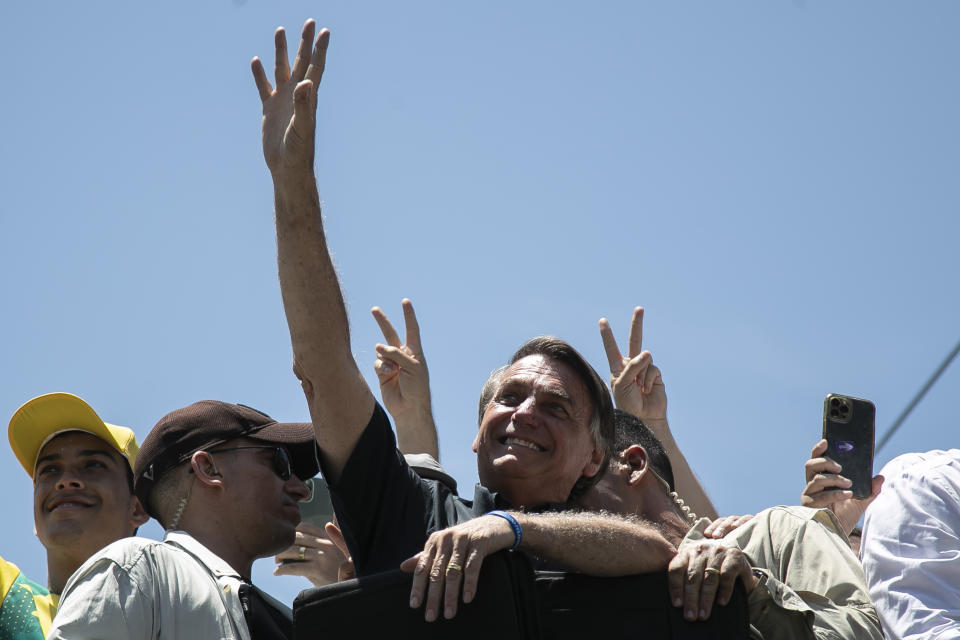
[
  {"x1": 704, "y1": 567, "x2": 721, "y2": 577},
  {"x1": 447, "y1": 562, "x2": 463, "y2": 573},
  {"x1": 298, "y1": 546, "x2": 306, "y2": 561}
]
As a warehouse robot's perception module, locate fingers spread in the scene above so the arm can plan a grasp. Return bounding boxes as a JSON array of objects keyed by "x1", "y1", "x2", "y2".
[
  {"x1": 304, "y1": 28, "x2": 330, "y2": 89},
  {"x1": 599, "y1": 318, "x2": 624, "y2": 374},
  {"x1": 290, "y1": 19, "x2": 317, "y2": 81},
  {"x1": 627, "y1": 306, "x2": 644, "y2": 358},
  {"x1": 291, "y1": 80, "x2": 317, "y2": 139},
  {"x1": 402, "y1": 299, "x2": 423, "y2": 354},
  {"x1": 274, "y1": 27, "x2": 290, "y2": 85},
  {"x1": 251, "y1": 58, "x2": 273, "y2": 102},
  {"x1": 372, "y1": 307, "x2": 402, "y2": 347}
]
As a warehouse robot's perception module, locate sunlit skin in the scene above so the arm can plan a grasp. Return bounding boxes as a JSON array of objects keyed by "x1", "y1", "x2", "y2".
[
  {"x1": 33, "y1": 432, "x2": 147, "y2": 592},
  {"x1": 178, "y1": 437, "x2": 311, "y2": 578},
  {"x1": 472, "y1": 355, "x2": 604, "y2": 508}
]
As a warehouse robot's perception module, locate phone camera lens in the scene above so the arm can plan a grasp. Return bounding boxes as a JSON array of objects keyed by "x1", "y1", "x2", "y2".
[
  {"x1": 830, "y1": 398, "x2": 840, "y2": 407},
  {"x1": 830, "y1": 409, "x2": 839, "y2": 417}
]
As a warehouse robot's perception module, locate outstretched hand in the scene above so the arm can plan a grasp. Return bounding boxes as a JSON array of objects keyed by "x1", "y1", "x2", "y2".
[
  {"x1": 400, "y1": 515, "x2": 514, "y2": 622},
  {"x1": 371, "y1": 299, "x2": 432, "y2": 423},
  {"x1": 802, "y1": 439, "x2": 883, "y2": 536},
  {"x1": 251, "y1": 20, "x2": 329, "y2": 179},
  {"x1": 599, "y1": 307, "x2": 667, "y2": 422}
]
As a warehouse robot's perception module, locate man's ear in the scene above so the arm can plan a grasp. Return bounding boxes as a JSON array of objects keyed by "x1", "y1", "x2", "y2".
[
  {"x1": 190, "y1": 451, "x2": 223, "y2": 488},
  {"x1": 471, "y1": 431, "x2": 481, "y2": 453},
  {"x1": 622, "y1": 444, "x2": 650, "y2": 486},
  {"x1": 129, "y1": 497, "x2": 150, "y2": 528},
  {"x1": 581, "y1": 445, "x2": 606, "y2": 479}
]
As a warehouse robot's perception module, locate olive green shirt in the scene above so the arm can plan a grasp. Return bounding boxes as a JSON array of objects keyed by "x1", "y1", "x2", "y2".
[{"x1": 681, "y1": 506, "x2": 882, "y2": 640}]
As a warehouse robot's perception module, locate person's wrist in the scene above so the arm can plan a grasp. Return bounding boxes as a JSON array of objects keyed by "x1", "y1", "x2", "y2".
[
  {"x1": 487, "y1": 510, "x2": 523, "y2": 549},
  {"x1": 272, "y1": 167, "x2": 318, "y2": 193}
]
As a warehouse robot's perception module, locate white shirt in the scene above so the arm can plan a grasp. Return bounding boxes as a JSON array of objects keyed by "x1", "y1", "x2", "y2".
[
  {"x1": 861, "y1": 449, "x2": 960, "y2": 640},
  {"x1": 47, "y1": 531, "x2": 277, "y2": 640}
]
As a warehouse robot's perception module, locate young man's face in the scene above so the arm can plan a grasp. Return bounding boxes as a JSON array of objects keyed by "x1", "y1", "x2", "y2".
[
  {"x1": 33, "y1": 432, "x2": 146, "y2": 558},
  {"x1": 472, "y1": 354, "x2": 604, "y2": 507}
]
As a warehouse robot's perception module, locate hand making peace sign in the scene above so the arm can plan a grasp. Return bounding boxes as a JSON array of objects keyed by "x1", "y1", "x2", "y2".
[
  {"x1": 371, "y1": 299, "x2": 433, "y2": 428},
  {"x1": 599, "y1": 306, "x2": 667, "y2": 423}
]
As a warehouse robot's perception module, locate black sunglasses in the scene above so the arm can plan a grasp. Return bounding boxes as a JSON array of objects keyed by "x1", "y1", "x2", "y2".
[{"x1": 207, "y1": 445, "x2": 292, "y2": 481}]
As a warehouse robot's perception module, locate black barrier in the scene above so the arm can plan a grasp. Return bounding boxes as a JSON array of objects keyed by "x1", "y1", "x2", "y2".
[{"x1": 293, "y1": 550, "x2": 752, "y2": 639}]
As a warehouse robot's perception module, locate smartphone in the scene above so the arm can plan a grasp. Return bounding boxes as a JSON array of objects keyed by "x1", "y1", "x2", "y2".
[
  {"x1": 298, "y1": 476, "x2": 335, "y2": 528},
  {"x1": 822, "y1": 394, "x2": 875, "y2": 499}
]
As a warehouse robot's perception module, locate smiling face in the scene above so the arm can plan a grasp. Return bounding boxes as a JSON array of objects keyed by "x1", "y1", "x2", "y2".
[
  {"x1": 472, "y1": 355, "x2": 604, "y2": 507},
  {"x1": 33, "y1": 431, "x2": 147, "y2": 561}
]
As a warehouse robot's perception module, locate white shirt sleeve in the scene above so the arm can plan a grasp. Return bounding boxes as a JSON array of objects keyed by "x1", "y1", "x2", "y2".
[{"x1": 860, "y1": 450, "x2": 960, "y2": 640}]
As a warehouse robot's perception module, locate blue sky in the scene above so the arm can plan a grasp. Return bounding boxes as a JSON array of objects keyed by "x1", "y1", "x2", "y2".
[{"x1": 2, "y1": 1, "x2": 958, "y2": 606}]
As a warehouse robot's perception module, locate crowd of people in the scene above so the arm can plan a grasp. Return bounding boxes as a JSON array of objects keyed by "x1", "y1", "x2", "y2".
[{"x1": 2, "y1": 17, "x2": 957, "y2": 640}]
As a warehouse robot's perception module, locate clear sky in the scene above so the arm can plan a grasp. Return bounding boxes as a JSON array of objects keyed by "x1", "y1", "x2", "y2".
[{"x1": 2, "y1": 1, "x2": 958, "y2": 606}]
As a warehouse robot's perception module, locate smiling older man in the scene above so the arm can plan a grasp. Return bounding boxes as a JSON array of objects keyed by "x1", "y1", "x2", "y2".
[{"x1": 254, "y1": 18, "x2": 683, "y2": 623}]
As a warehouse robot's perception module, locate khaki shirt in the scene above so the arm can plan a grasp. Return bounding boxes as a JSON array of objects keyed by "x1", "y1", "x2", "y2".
[
  {"x1": 681, "y1": 506, "x2": 882, "y2": 640},
  {"x1": 47, "y1": 531, "x2": 289, "y2": 640}
]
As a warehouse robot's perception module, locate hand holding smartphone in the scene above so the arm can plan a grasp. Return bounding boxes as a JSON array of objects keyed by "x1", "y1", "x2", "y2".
[{"x1": 822, "y1": 394, "x2": 876, "y2": 499}]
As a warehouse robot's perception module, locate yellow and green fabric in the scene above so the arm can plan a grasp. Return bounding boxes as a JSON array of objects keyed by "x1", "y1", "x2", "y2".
[{"x1": 0, "y1": 556, "x2": 58, "y2": 640}]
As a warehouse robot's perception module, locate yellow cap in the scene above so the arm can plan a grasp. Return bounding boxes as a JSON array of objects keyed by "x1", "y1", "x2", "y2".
[{"x1": 8, "y1": 393, "x2": 138, "y2": 478}]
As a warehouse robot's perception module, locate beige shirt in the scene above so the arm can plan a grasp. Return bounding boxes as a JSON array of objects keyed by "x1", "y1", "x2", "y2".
[
  {"x1": 47, "y1": 531, "x2": 286, "y2": 640},
  {"x1": 681, "y1": 506, "x2": 882, "y2": 640}
]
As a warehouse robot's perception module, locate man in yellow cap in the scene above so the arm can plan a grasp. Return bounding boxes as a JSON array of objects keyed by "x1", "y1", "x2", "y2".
[{"x1": 2, "y1": 392, "x2": 148, "y2": 639}]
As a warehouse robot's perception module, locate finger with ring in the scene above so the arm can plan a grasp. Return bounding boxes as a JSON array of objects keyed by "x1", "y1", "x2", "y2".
[
  {"x1": 298, "y1": 546, "x2": 306, "y2": 561},
  {"x1": 704, "y1": 567, "x2": 721, "y2": 578},
  {"x1": 446, "y1": 562, "x2": 463, "y2": 573}
]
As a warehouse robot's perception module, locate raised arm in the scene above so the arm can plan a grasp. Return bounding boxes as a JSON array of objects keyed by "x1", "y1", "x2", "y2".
[
  {"x1": 371, "y1": 299, "x2": 439, "y2": 458},
  {"x1": 252, "y1": 21, "x2": 375, "y2": 480},
  {"x1": 400, "y1": 511, "x2": 676, "y2": 622},
  {"x1": 599, "y1": 307, "x2": 718, "y2": 520}
]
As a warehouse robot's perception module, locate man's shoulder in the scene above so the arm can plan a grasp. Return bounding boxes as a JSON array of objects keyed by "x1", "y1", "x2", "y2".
[
  {"x1": 736, "y1": 505, "x2": 846, "y2": 539},
  {"x1": 879, "y1": 449, "x2": 960, "y2": 485},
  {"x1": 66, "y1": 536, "x2": 192, "y2": 589}
]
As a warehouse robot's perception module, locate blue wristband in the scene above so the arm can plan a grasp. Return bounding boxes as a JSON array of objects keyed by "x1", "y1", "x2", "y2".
[{"x1": 487, "y1": 510, "x2": 522, "y2": 549}]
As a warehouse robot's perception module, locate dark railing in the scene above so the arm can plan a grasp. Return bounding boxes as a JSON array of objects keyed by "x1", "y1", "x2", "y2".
[{"x1": 294, "y1": 550, "x2": 751, "y2": 639}]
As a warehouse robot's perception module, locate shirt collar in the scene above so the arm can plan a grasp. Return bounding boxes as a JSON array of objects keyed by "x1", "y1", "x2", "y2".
[{"x1": 162, "y1": 530, "x2": 243, "y2": 580}]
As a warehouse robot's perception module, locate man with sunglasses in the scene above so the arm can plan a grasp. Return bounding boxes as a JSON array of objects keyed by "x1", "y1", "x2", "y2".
[{"x1": 47, "y1": 400, "x2": 318, "y2": 640}]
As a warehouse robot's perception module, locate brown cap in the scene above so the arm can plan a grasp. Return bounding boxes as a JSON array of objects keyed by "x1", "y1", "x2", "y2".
[{"x1": 134, "y1": 400, "x2": 319, "y2": 511}]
